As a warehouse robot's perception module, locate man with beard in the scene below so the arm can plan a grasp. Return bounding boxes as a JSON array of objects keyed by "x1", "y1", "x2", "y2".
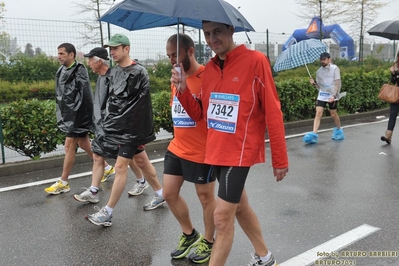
[
  {"x1": 163, "y1": 34, "x2": 216, "y2": 264},
  {"x1": 303, "y1": 52, "x2": 345, "y2": 144}
]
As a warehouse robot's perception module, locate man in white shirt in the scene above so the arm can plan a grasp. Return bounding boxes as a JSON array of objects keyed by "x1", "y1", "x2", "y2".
[{"x1": 303, "y1": 52, "x2": 345, "y2": 144}]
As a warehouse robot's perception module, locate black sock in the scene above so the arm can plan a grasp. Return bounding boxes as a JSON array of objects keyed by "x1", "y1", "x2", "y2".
[
  {"x1": 203, "y1": 238, "x2": 213, "y2": 245},
  {"x1": 183, "y1": 229, "x2": 197, "y2": 238}
]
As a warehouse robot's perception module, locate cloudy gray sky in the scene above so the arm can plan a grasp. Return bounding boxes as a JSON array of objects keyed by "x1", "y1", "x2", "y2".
[
  {"x1": 4, "y1": 0, "x2": 398, "y2": 39},
  {"x1": 3, "y1": 0, "x2": 398, "y2": 58}
]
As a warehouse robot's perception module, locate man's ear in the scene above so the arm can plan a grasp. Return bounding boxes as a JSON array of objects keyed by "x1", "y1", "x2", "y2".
[
  {"x1": 229, "y1": 25, "x2": 235, "y2": 34},
  {"x1": 189, "y1": 47, "x2": 195, "y2": 57}
]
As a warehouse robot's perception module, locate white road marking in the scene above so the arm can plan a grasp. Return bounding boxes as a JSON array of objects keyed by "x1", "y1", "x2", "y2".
[
  {"x1": 0, "y1": 120, "x2": 387, "y2": 193},
  {"x1": 280, "y1": 224, "x2": 381, "y2": 266},
  {"x1": 0, "y1": 158, "x2": 165, "y2": 193}
]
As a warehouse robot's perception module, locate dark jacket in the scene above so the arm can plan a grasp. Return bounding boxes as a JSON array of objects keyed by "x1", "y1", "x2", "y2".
[
  {"x1": 103, "y1": 62, "x2": 155, "y2": 146},
  {"x1": 55, "y1": 62, "x2": 94, "y2": 134},
  {"x1": 91, "y1": 68, "x2": 114, "y2": 157}
]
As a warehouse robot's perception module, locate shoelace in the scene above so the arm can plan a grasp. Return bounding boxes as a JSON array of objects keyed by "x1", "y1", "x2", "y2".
[
  {"x1": 194, "y1": 241, "x2": 210, "y2": 254},
  {"x1": 247, "y1": 253, "x2": 263, "y2": 266},
  {"x1": 247, "y1": 253, "x2": 274, "y2": 266},
  {"x1": 177, "y1": 234, "x2": 188, "y2": 248},
  {"x1": 92, "y1": 206, "x2": 107, "y2": 218}
]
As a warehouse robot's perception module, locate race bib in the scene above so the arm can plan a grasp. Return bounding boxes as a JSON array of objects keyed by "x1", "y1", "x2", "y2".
[
  {"x1": 172, "y1": 96, "x2": 195, "y2": 127},
  {"x1": 207, "y1": 92, "x2": 239, "y2": 134}
]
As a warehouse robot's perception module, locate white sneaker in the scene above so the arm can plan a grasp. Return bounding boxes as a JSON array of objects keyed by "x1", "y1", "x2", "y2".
[{"x1": 128, "y1": 180, "x2": 149, "y2": 196}]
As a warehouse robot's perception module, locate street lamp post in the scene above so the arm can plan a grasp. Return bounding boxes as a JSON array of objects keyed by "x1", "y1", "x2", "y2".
[{"x1": 319, "y1": 0, "x2": 322, "y2": 41}]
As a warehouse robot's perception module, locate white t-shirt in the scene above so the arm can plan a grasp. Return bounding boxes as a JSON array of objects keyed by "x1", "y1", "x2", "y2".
[{"x1": 316, "y1": 64, "x2": 341, "y2": 102}]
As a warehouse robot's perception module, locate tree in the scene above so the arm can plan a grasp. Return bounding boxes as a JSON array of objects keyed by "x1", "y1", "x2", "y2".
[
  {"x1": 295, "y1": 0, "x2": 350, "y2": 26},
  {"x1": 295, "y1": 0, "x2": 389, "y2": 61},
  {"x1": 0, "y1": 32, "x2": 20, "y2": 60},
  {"x1": 0, "y1": 2, "x2": 5, "y2": 19},
  {"x1": 73, "y1": 0, "x2": 114, "y2": 47},
  {"x1": 35, "y1": 47, "x2": 42, "y2": 56},
  {"x1": 24, "y1": 43, "x2": 34, "y2": 57},
  {"x1": 339, "y1": 0, "x2": 389, "y2": 61}
]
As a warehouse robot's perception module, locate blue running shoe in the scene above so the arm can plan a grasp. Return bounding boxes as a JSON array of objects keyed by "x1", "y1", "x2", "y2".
[
  {"x1": 332, "y1": 127, "x2": 345, "y2": 140},
  {"x1": 303, "y1": 132, "x2": 318, "y2": 144}
]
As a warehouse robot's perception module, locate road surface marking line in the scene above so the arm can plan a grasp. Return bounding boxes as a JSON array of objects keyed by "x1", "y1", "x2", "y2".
[
  {"x1": 280, "y1": 224, "x2": 380, "y2": 266},
  {"x1": 0, "y1": 120, "x2": 385, "y2": 193},
  {"x1": 0, "y1": 158, "x2": 165, "y2": 193}
]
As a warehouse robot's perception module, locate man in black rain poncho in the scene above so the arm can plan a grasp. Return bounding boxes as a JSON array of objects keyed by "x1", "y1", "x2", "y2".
[
  {"x1": 45, "y1": 43, "x2": 94, "y2": 195},
  {"x1": 86, "y1": 34, "x2": 158, "y2": 226},
  {"x1": 74, "y1": 47, "x2": 164, "y2": 211}
]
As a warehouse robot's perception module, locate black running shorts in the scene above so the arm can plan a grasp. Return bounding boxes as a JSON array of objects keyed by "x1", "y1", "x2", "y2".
[
  {"x1": 211, "y1": 166, "x2": 250, "y2": 203},
  {"x1": 163, "y1": 150, "x2": 214, "y2": 184}
]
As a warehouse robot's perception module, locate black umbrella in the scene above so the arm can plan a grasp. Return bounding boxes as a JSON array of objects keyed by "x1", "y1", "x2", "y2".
[{"x1": 368, "y1": 20, "x2": 399, "y2": 40}]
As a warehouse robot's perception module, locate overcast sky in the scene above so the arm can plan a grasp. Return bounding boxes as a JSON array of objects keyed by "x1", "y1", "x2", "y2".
[{"x1": 3, "y1": 0, "x2": 398, "y2": 44}]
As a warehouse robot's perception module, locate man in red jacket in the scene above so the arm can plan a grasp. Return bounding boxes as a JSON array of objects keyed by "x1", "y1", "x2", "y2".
[{"x1": 171, "y1": 21, "x2": 289, "y2": 266}]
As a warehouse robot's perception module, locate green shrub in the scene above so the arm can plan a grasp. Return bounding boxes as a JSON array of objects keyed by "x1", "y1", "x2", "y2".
[
  {"x1": 0, "y1": 54, "x2": 60, "y2": 82},
  {"x1": 151, "y1": 90, "x2": 173, "y2": 135},
  {"x1": 0, "y1": 80, "x2": 55, "y2": 102},
  {"x1": 148, "y1": 60, "x2": 173, "y2": 93},
  {"x1": 275, "y1": 69, "x2": 390, "y2": 122},
  {"x1": 1, "y1": 99, "x2": 65, "y2": 159}
]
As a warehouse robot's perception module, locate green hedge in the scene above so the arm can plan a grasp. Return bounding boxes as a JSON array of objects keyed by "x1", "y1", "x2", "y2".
[
  {"x1": 276, "y1": 69, "x2": 390, "y2": 122},
  {"x1": 0, "y1": 56, "x2": 394, "y2": 160},
  {"x1": 1, "y1": 99, "x2": 65, "y2": 159}
]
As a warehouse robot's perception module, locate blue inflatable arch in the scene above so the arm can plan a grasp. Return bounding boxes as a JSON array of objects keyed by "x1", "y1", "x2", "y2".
[{"x1": 283, "y1": 17, "x2": 355, "y2": 60}]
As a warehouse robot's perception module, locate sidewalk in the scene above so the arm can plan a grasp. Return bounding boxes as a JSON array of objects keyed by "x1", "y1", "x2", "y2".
[{"x1": 0, "y1": 108, "x2": 390, "y2": 177}]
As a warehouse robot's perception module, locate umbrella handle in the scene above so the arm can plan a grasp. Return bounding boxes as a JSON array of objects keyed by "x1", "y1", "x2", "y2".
[{"x1": 305, "y1": 64, "x2": 312, "y2": 79}]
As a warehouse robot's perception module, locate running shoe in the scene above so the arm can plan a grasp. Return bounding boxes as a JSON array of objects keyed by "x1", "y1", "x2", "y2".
[
  {"x1": 332, "y1": 127, "x2": 345, "y2": 140},
  {"x1": 86, "y1": 206, "x2": 112, "y2": 227},
  {"x1": 128, "y1": 180, "x2": 149, "y2": 196},
  {"x1": 143, "y1": 193, "x2": 165, "y2": 211},
  {"x1": 188, "y1": 238, "x2": 213, "y2": 264},
  {"x1": 101, "y1": 166, "x2": 115, "y2": 183},
  {"x1": 247, "y1": 253, "x2": 278, "y2": 266},
  {"x1": 44, "y1": 180, "x2": 70, "y2": 194},
  {"x1": 303, "y1": 132, "x2": 318, "y2": 144},
  {"x1": 171, "y1": 230, "x2": 203, "y2": 259},
  {"x1": 73, "y1": 188, "x2": 99, "y2": 203}
]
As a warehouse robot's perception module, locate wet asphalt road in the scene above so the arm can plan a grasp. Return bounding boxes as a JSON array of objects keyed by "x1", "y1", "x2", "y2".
[{"x1": 1, "y1": 116, "x2": 399, "y2": 266}]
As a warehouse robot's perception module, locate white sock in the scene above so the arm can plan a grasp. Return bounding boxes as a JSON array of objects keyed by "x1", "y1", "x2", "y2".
[
  {"x1": 260, "y1": 251, "x2": 271, "y2": 262},
  {"x1": 90, "y1": 186, "x2": 98, "y2": 193},
  {"x1": 104, "y1": 165, "x2": 111, "y2": 171},
  {"x1": 60, "y1": 180, "x2": 68, "y2": 185},
  {"x1": 105, "y1": 205, "x2": 113, "y2": 215},
  {"x1": 155, "y1": 188, "x2": 163, "y2": 197},
  {"x1": 137, "y1": 177, "x2": 145, "y2": 183}
]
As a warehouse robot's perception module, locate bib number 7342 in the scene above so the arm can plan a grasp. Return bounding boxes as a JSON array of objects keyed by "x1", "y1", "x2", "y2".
[{"x1": 207, "y1": 92, "x2": 239, "y2": 134}]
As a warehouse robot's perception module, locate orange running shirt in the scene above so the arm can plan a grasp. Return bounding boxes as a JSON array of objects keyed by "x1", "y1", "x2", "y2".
[{"x1": 167, "y1": 65, "x2": 208, "y2": 163}]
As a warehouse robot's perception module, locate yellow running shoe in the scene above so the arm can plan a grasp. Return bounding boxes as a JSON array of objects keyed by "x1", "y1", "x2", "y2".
[
  {"x1": 101, "y1": 166, "x2": 115, "y2": 183},
  {"x1": 44, "y1": 180, "x2": 70, "y2": 195}
]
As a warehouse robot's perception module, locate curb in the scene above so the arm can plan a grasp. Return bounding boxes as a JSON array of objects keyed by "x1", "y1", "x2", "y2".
[{"x1": 0, "y1": 108, "x2": 390, "y2": 177}]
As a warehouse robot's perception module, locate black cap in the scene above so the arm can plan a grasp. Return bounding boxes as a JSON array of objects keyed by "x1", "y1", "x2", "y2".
[
  {"x1": 320, "y1": 52, "x2": 331, "y2": 59},
  {"x1": 83, "y1": 47, "x2": 109, "y2": 60}
]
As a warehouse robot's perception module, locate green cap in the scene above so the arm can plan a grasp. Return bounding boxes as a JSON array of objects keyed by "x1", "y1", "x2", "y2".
[{"x1": 104, "y1": 33, "x2": 130, "y2": 48}]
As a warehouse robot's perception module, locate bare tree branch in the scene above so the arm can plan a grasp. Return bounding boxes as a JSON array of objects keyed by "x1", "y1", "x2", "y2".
[{"x1": 72, "y1": 0, "x2": 114, "y2": 47}]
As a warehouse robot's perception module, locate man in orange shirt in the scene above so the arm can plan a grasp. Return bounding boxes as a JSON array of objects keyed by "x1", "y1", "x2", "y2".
[
  {"x1": 172, "y1": 22, "x2": 289, "y2": 266},
  {"x1": 163, "y1": 33, "x2": 216, "y2": 264}
]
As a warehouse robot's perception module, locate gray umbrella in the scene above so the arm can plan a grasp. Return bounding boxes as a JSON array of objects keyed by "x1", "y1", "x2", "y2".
[
  {"x1": 100, "y1": 0, "x2": 254, "y2": 69},
  {"x1": 368, "y1": 20, "x2": 399, "y2": 40}
]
